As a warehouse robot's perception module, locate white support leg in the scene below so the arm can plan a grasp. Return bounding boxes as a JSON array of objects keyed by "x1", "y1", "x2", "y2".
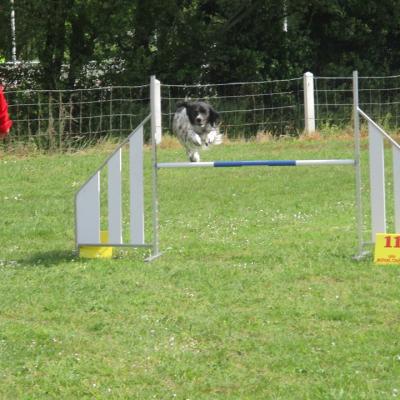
[
  {"x1": 368, "y1": 121, "x2": 386, "y2": 241},
  {"x1": 76, "y1": 172, "x2": 101, "y2": 244},
  {"x1": 108, "y1": 148, "x2": 123, "y2": 244},
  {"x1": 393, "y1": 146, "x2": 400, "y2": 233},
  {"x1": 130, "y1": 127, "x2": 145, "y2": 245}
]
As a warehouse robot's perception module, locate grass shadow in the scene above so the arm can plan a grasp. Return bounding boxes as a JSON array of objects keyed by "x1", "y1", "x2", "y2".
[{"x1": 18, "y1": 249, "x2": 77, "y2": 268}]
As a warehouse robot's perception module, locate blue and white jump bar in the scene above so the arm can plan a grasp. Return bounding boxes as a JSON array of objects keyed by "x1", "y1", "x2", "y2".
[{"x1": 157, "y1": 159, "x2": 355, "y2": 168}]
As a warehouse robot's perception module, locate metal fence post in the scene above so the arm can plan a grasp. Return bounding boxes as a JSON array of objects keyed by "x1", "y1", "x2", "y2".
[
  {"x1": 150, "y1": 75, "x2": 162, "y2": 144},
  {"x1": 303, "y1": 71, "x2": 315, "y2": 134}
]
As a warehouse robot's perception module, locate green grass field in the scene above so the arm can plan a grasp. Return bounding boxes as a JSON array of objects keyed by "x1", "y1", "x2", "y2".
[{"x1": 1, "y1": 136, "x2": 400, "y2": 399}]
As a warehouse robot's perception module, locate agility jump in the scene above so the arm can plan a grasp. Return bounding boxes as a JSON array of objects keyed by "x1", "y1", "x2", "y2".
[{"x1": 75, "y1": 72, "x2": 400, "y2": 261}]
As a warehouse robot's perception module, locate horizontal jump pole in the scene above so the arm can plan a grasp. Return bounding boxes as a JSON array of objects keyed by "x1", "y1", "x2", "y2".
[
  {"x1": 157, "y1": 159, "x2": 355, "y2": 169},
  {"x1": 78, "y1": 243, "x2": 153, "y2": 248}
]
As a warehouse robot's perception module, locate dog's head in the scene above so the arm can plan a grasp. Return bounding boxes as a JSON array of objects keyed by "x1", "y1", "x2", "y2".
[{"x1": 178, "y1": 101, "x2": 220, "y2": 128}]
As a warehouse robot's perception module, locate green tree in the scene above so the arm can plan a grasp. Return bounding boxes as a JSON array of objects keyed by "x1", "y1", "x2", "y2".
[
  {"x1": 293, "y1": 0, "x2": 400, "y2": 76},
  {"x1": 3, "y1": 0, "x2": 400, "y2": 89}
]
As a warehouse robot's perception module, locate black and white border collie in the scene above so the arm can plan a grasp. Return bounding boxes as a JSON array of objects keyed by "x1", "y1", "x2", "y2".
[{"x1": 172, "y1": 101, "x2": 222, "y2": 162}]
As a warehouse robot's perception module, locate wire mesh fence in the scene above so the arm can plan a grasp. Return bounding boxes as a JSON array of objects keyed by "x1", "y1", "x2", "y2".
[
  {"x1": 358, "y1": 75, "x2": 400, "y2": 129},
  {"x1": 4, "y1": 86, "x2": 149, "y2": 150},
  {"x1": 161, "y1": 78, "x2": 304, "y2": 139},
  {"x1": 315, "y1": 74, "x2": 400, "y2": 132},
  {"x1": 2, "y1": 72, "x2": 400, "y2": 151},
  {"x1": 314, "y1": 76, "x2": 353, "y2": 129}
]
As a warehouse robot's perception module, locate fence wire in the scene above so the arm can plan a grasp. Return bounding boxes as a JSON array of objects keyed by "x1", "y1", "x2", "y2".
[
  {"x1": 2, "y1": 73, "x2": 400, "y2": 150},
  {"x1": 359, "y1": 75, "x2": 400, "y2": 128},
  {"x1": 314, "y1": 76, "x2": 353, "y2": 128},
  {"x1": 161, "y1": 78, "x2": 304, "y2": 138},
  {"x1": 4, "y1": 86, "x2": 149, "y2": 150},
  {"x1": 314, "y1": 74, "x2": 400, "y2": 131}
]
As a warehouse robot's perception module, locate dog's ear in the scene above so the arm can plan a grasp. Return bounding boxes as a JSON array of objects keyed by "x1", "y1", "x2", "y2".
[
  {"x1": 209, "y1": 107, "x2": 220, "y2": 126},
  {"x1": 176, "y1": 101, "x2": 188, "y2": 109}
]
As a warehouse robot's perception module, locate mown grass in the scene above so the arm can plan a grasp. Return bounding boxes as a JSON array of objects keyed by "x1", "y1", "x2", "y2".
[{"x1": 1, "y1": 136, "x2": 400, "y2": 399}]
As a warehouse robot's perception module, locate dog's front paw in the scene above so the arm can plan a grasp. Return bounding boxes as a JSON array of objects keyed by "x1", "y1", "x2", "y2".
[
  {"x1": 188, "y1": 131, "x2": 202, "y2": 146},
  {"x1": 207, "y1": 129, "x2": 223, "y2": 145},
  {"x1": 189, "y1": 151, "x2": 200, "y2": 162}
]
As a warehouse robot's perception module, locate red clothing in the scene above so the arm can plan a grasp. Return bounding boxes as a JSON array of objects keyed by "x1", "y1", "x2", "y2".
[{"x1": 0, "y1": 86, "x2": 12, "y2": 137}]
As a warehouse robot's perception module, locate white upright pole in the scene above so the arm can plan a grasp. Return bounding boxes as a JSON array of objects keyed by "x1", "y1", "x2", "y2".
[
  {"x1": 150, "y1": 75, "x2": 162, "y2": 144},
  {"x1": 303, "y1": 72, "x2": 315, "y2": 134},
  {"x1": 147, "y1": 76, "x2": 162, "y2": 261},
  {"x1": 283, "y1": 0, "x2": 288, "y2": 32},
  {"x1": 10, "y1": 0, "x2": 17, "y2": 63},
  {"x1": 368, "y1": 122, "x2": 387, "y2": 240},
  {"x1": 129, "y1": 126, "x2": 145, "y2": 245},
  {"x1": 353, "y1": 71, "x2": 365, "y2": 259},
  {"x1": 108, "y1": 149, "x2": 123, "y2": 244},
  {"x1": 76, "y1": 172, "x2": 101, "y2": 245},
  {"x1": 392, "y1": 147, "x2": 400, "y2": 232}
]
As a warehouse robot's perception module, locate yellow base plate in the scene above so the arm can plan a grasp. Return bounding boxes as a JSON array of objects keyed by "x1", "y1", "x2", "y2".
[{"x1": 80, "y1": 231, "x2": 113, "y2": 259}]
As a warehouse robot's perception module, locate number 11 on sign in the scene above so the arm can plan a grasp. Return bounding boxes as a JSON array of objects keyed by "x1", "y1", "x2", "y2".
[
  {"x1": 374, "y1": 233, "x2": 400, "y2": 264},
  {"x1": 384, "y1": 235, "x2": 400, "y2": 248}
]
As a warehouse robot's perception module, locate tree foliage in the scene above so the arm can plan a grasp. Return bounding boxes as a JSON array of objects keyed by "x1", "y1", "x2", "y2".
[{"x1": 1, "y1": 0, "x2": 400, "y2": 88}]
